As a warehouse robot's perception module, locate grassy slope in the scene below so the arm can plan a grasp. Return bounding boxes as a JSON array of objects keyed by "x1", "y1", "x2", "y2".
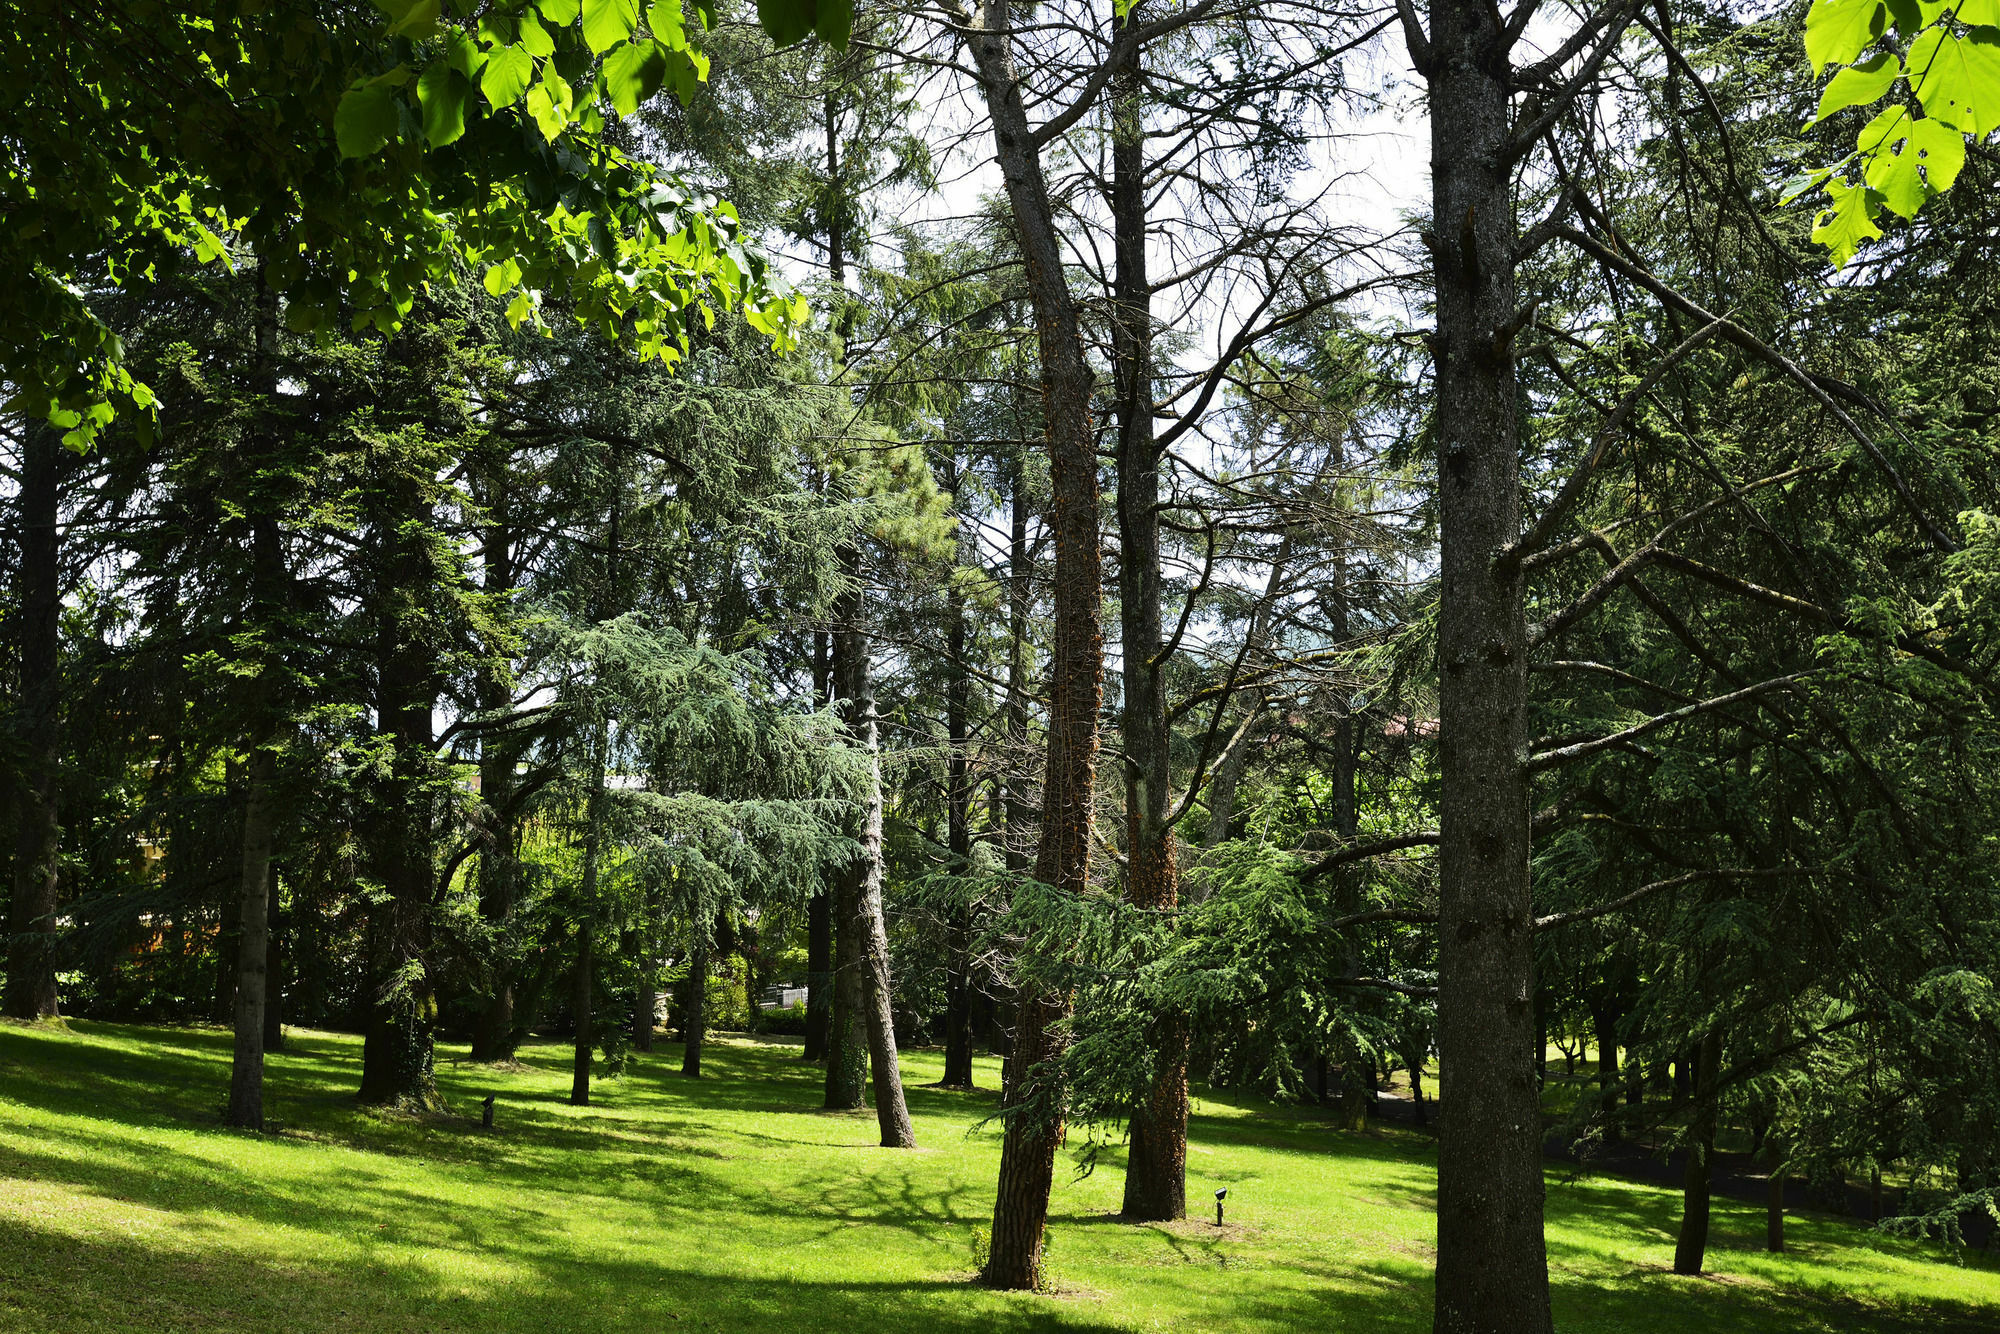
[{"x1": 0, "y1": 1021, "x2": 1993, "y2": 1332}]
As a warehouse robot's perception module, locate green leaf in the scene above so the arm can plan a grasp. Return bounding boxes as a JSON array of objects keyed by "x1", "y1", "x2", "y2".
[
  {"x1": 1813, "y1": 51, "x2": 1902, "y2": 123},
  {"x1": 519, "y1": 13, "x2": 557, "y2": 57},
  {"x1": 1907, "y1": 26, "x2": 2000, "y2": 136},
  {"x1": 1861, "y1": 106, "x2": 1929, "y2": 216},
  {"x1": 418, "y1": 61, "x2": 470, "y2": 147},
  {"x1": 647, "y1": 0, "x2": 690, "y2": 47},
  {"x1": 1812, "y1": 175, "x2": 1884, "y2": 265},
  {"x1": 525, "y1": 71, "x2": 575, "y2": 140},
  {"x1": 582, "y1": 0, "x2": 641, "y2": 54},
  {"x1": 444, "y1": 29, "x2": 487, "y2": 78},
  {"x1": 374, "y1": 0, "x2": 442, "y2": 37},
  {"x1": 815, "y1": 0, "x2": 851, "y2": 49},
  {"x1": 484, "y1": 256, "x2": 524, "y2": 295},
  {"x1": 756, "y1": 0, "x2": 817, "y2": 47},
  {"x1": 539, "y1": 0, "x2": 584, "y2": 23},
  {"x1": 481, "y1": 45, "x2": 535, "y2": 108},
  {"x1": 1963, "y1": 0, "x2": 2000, "y2": 22},
  {"x1": 335, "y1": 84, "x2": 400, "y2": 157},
  {"x1": 1779, "y1": 166, "x2": 1836, "y2": 204},
  {"x1": 603, "y1": 38, "x2": 669, "y2": 116},
  {"x1": 1909, "y1": 113, "x2": 1968, "y2": 193},
  {"x1": 1804, "y1": 0, "x2": 1888, "y2": 74}
]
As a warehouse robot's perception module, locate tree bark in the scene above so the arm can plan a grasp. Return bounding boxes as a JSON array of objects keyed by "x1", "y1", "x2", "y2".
[
  {"x1": 470, "y1": 458, "x2": 523, "y2": 1065},
  {"x1": 358, "y1": 461, "x2": 443, "y2": 1113},
  {"x1": 848, "y1": 662, "x2": 916, "y2": 1148},
  {"x1": 227, "y1": 274, "x2": 287, "y2": 1128},
  {"x1": 681, "y1": 937, "x2": 708, "y2": 1077},
  {"x1": 805, "y1": 884, "x2": 833, "y2": 1062},
  {"x1": 804, "y1": 626, "x2": 835, "y2": 1063},
  {"x1": 941, "y1": 534, "x2": 978, "y2": 1090},
  {"x1": 225, "y1": 744, "x2": 277, "y2": 1129},
  {"x1": 1674, "y1": 1028, "x2": 1723, "y2": 1275},
  {"x1": 1109, "y1": 43, "x2": 1186, "y2": 1222},
  {"x1": 570, "y1": 919, "x2": 594, "y2": 1105},
  {"x1": 632, "y1": 928, "x2": 656, "y2": 1052},
  {"x1": 6, "y1": 421, "x2": 62, "y2": 1022},
  {"x1": 1765, "y1": 1141, "x2": 1786, "y2": 1252},
  {"x1": 262, "y1": 865, "x2": 284, "y2": 1051},
  {"x1": 1423, "y1": 0, "x2": 1552, "y2": 1323},
  {"x1": 963, "y1": 0, "x2": 1108, "y2": 1289}
]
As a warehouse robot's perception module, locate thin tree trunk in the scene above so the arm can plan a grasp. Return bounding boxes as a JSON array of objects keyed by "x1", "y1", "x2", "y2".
[
  {"x1": 1424, "y1": 0, "x2": 1552, "y2": 1321},
  {"x1": 263, "y1": 864, "x2": 284, "y2": 1051},
  {"x1": 1110, "y1": 42, "x2": 1185, "y2": 1221},
  {"x1": 632, "y1": 928, "x2": 656, "y2": 1052},
  {"x1": 822, "y1": 596, "x2": 870, "y2": 1111},
  {"x1": 570, "y1": 920, "x2": 594, "y2": 1104},
  {"x1": 805, "y1": 627, "x2": 835, "y2": 1063},
  {"x1": 471, "y1": 457, "x2": 523, "y2": 1064},
  {"x1": 1765, "y1": 1141, "x2": 1786, "y2": 1252},
  {"x1": 964, "y1": 0, "x2": 1107, "y2": 1288},
  {"x1": 805, "y1": 886, "x2": 833, "y2": 1062},
  {"x1": 681, "y1": 938, "x2": 708, "y2": 1077},
  {"x1": 6, "y1": 421, "x2": 62, "y2": 1022},
  {"x1": 941, "y1": 558, "x2": 977, "y2": 1090},
  {"x1": 849, "y1": 666, "x2": 916, "y2": 1148},
  {"x1": 1673, "y1": 1029, "x2": 1722, "y2": 1275},
  {"x1": 225, "y1": 745, "x2": 277, "y2": 1129}
]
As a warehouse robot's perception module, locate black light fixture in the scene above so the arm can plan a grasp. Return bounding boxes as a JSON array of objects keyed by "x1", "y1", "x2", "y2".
[
  {"x1": 1214, "y1": 1186, "x2": 1228, "y2": 1226},
  {"x1": 482, "y1": 1094, "x2": 496, "y2": 1129}
]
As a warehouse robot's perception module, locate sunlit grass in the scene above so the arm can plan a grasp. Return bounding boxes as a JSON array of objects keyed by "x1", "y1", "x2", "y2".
[{"x1": 0, "y1": 1019, "x2": 1992, "y2": 1331}]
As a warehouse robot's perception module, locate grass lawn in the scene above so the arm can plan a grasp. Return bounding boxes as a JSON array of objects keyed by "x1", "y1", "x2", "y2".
[{"x1": 1, "y1": 1020, "x2": 1994, "y2": 1332}]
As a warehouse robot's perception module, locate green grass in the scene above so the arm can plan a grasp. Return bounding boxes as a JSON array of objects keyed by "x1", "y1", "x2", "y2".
[{"x1": 1, "y1": 1020, "x2": 1994, "y2": 1332}]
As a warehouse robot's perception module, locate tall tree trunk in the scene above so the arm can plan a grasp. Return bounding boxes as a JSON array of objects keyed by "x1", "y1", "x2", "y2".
[
  {"x1": 471, "y1": 456, "x2": 523, "y2": 1064},
  {"x1": 1110, "y1": 43, "x2": 1185, "y2": 1223},
  {"x1": 262, "y1": 865, "x2": 285, "y2": 1051},
  {"x1": 358, "y1": 469, "x2": 443, "y2": 1113},
  {"x1": 847, "y1": 660, "x2": 916, "y2": 1148},
  {"x1": 1673, "y1": 1028, "x2": 1723, "y2": 1274},
  {"x1": 681, "y1": 937, "x2": 708, "y2": 1077},
  {"x1": 964, "y1": 0, "x2": 1107, "y2": 1288},
  {"x1": 1423, "y1": 0, "x2": 1552, "y2": 1323},
  {"x1": 227, "y1": 273, "x2": 286, "y2": 1129},
  {"x1": 632, "y1": 927, "x2": 656, "y2": 1052},
  {"x1": 225, "y1": 744, "x2": 277, "y2": 1129},
  {"x1": 1765, "y1": 1139, "x2": 1786, "y2": 1252},
  {"x1": 941, "y1": 554, "x2": 977, "y2": 1090},
  {"x1": 571, "y1": 487, "x2": 621, "y2": 1107},
  {"x1": 804, "y1": 628, "x2": 835, "y2": 1064},
  {"x1": 6, "y1": 421, "x2": 62, "y2": 1022},
  {"x1": 570, "y1": 919, "x2": 595, "y2": 1105},
  {"x1": 821, "y1": 594, "x2": 870, "y2": 1111}
]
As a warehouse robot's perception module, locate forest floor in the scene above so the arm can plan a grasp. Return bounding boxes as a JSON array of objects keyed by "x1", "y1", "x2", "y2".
[{"x1": 1, "y1": 1020, "x2": 1995, "y2": 1333}]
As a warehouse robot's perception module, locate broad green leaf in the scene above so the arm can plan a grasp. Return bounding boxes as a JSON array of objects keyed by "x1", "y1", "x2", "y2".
[
  {"x1": 335, "y1": 84, "x2": 399, "y2": 157},
  {"x1": 603, "y1": 38, "x2": 669, "y2": 115},
  {"x1": 647, "y1": 0, "x2": 689, "y2": 47},
  {"x1": 1909, "y1": 114, "x2": 1968, "y2": 192},
  {"x1": 1805, "y1": 0, "x2": 1888, "y2": 74},
  {"x1": 1907, "y1": 26, "x2": 2000, "y2": 135},
  {"x1": 1812, "y1": 51, "x2": 1902, "y2": 123},
  {"x1": 444, "y1": 29, "x2": 487, "y2": 78},
  {"x1": 1962, "y1": 0, "x2": 2000, "y2": 22},
  {"x1": 519, "y1": 13, "x2": 557, "y2": 57},
  {"x1": 1862, "y1": 106, "x2": 1929, "y2": 215},
  {"x1": 525, "y1": 72, "x2": 574, "y2": 140},
  {"x1": 539, "y1": 0, "x2": 584, "y2": 22},
  {"x1": 374, "y1": 0, "x2": 442, "y2": 37},
  {"x1": 484, "y1": 257, "x2": 523, "y2": 295},
  {"x1": 481, "y1": 45, "x2": 535, "y2": 108},
  {"x1": 756, "y1": 0, "x2": 817, "y2": 47},
  {"x1": 418, "y1": 61, "x2": 470, "y2": 147},
  {"x1": 1779, "y1": 165, "x2": 1837, "y2": 203},
  {"x1": 582, "y1": 0, "x2": 641, "y2": 53},
  {"x1": 1812, "y1": 176, "x2": 1884, "y2": 265},
  {"x1": 815, "y1": 0, "x2": 851, "y2": 49}
]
